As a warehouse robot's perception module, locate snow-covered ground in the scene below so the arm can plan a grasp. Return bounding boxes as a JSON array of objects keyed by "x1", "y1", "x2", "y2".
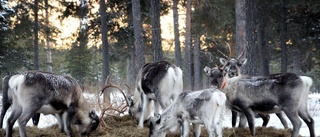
[{"x1": 1, "y1": 93, "x2": 320, "y2": 137}]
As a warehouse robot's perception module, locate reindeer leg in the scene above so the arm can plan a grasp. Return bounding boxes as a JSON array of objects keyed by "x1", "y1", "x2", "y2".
[
  {"x1": 192, "y1": 124, "x2": 201, "y2": 137},
  {"x1": 55, "y1": 113, "x2": 65, "y2": 133},
  {"x1": 138, "y1": 93, "x2": 148, "y2": 128},
  {"x1": 238, "y1": 113, "x2": 247, "y2": 127},
  {"x1": 213, "y1": 106, "x2": 224, "y2": 137},
  {"x1": 259, "y1": 114, "x2": 270, "y2": 127},
  {"x1": 0, "y1": 98, "x2": 11, "y2": 128},
  {"x1": 242, "y1": 108, "x2": 256, "y2": 136},
  {"x1": 181, "y1": 119, "x2": 189, "y2": 137},
  {"x1": 298, "y1": 108, "x2": 315, "y2": 137},
  {"x1": 204, "y1": 120, "x2": 215, "y2": 137},
  {"x1": 154, "y1": 100, "x2": 160, "y2": 115},
  {"x1": 18, "y1": 107, "x2": 40, "y2": 137},
  {"x1": 276, "y1": 112, "x2": 288, "y2": 129},
  {"x1": 231, "y1": 110, "x2": 237, "y2": 127},
  {"x1": 63, "y1": 102, "x2": 77, "y2": 137},
  {"x1": 6, "y1": 106, "x2": 22, "y2": 137},
  {"x1": 1, "y1": 75, "x2": 12, "y2": 129},
  {"x1": 31, "y1": 113, "x2": 41, "y2": 126},
  {"x1": 283, "y1": 108, "x2": 302, "y2": 137}
]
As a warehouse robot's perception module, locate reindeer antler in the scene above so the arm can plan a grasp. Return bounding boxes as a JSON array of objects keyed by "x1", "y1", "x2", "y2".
[
  {"x1": 219, "y1": 41, "x2": 232, "y2": 69},
  {"x1": 100, "y1": 76, "x2": 129, "y2": 106},
  {"x1": 225, "y1": 41, "x2": 232, "y2": 59},
  {"x1": 237, "y1": 43, "x2": 247, "y2": 60},
  {"x1": 98, "y1": 76, "x2": 131, "y2": 130}
]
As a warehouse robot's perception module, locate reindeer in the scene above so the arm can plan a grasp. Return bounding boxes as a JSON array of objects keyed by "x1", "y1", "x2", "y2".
[
  {"x1": 217, "y1": 56, "x2": 315, "y2": 137},
  {"x1": 3, "y1": 71, "x2": 99, "y2": 137},
  {"x1": 1, "y1": 75, "x2": 41, "y2": 128},
  {"x1": 149, "y1": 88, "x2": 226, "y2": 137},
  {"x1": 204, "y1": 66, "x2": 288, "y2": 128},
  {"x1": 128, "y1": 61, "x2": 183, "y2": 128}
]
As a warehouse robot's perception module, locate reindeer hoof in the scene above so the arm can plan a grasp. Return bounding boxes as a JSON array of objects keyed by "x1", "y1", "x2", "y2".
[{"x1": 137, "y1": 125, "x2": 143, "y2": 129}]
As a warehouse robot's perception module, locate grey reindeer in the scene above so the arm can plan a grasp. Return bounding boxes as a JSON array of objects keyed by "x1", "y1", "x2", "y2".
[
  {"x1": 1, "y1": 76, "x2": 43, "y2": 128},
  {"x1": 216, "y1": 57, "x2": 315, "y2": 137},
  {"x1": 128, "y1": 61, "x2": 183, "y2": 128},
  {"x1": 204, "y1": 66, "x2": 288, "y2": 129},
  {"x1": 3, "y1": 71, "x2": 99, "y2": 137}
]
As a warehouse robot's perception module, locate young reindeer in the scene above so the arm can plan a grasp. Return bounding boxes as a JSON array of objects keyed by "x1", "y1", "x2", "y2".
[
  {"x1": 204, "y1": 66, "x2": 288, "y2": 128},
  {"x1": 128, "y1": 61, "x2": 183, "y2": 128},
  {"x1": 149, "y1": 88, "x2": 226, "y2": 137},
  {"x1": 218, "y1": 57, "x2": 315, "y2": 137},
  {"x1": 3, "y1": 71, "x2": 100, "y2": 137}
]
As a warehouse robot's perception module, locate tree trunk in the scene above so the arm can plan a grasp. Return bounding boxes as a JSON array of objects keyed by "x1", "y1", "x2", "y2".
[
  {"x1": 126, "y1": 58, "x2": 133, "y2": 95},
  {"x1": 33, "y1": 0, "x2": 39, "y2": 70},
  {"x1": 184, "y1": 0, "x2": 192, "y2": 90},
  {"x1": 235, "y1": 0, "x2": 249, "y2": 75},
  {"x1": 45, "y1": 0, "x2": 52, "y2": 72},
  {"x1": 78, "y1": 0, "x2": 89, "y2": 86},
  {"x1": 292, "y1": 47, "x2": 302, "y2": 74},
  {"x1": 151, "y1": 0, "x2": 163, "y2": 62},
  {"x1": 99, "y1": 0, "x2": 111, "y2": 103},
  {"x1": 131, "y1": 46, "x2": 137, "y2": 86},
  {"x1": 280, "y1": 0, "x2": 288, "y2": 73},
  {"x1": 126, "y1": 2, "x2": 136, "y2": 91},
  {"x1": 245, "y1": 0, "x2": 258, "y2": 76},
  {"x1": 257, "y1": 0, "x2": 269, "y2": 75},
  {"x1": 173, "y1": 0, "x2": 182, "y2": 67},
  {"x1": 100, "y1": 0, "x2": 109, "y2": 86},
  {"x1": 193, "y1": 35, "x2": 202, "y2": 90},
  {"x1": 132, "y1": 0, "x2": 145, "y2": 69},
  {"x1": 257, "y1": 24, "x2": 269, "y2": 75}
]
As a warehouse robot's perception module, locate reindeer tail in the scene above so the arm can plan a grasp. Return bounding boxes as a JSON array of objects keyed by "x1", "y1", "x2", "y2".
[
  {"x1": 2, "y1": 75, "x2": 12, "y2": 104},
  {"x1": 299, "y1": 76, "x2": 313, "y2": 91},
  {"x1": 0, "y1": 75, "x2": 12, "y2": 128}
]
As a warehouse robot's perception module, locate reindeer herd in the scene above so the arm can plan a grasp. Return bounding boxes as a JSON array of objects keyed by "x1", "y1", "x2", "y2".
[{"x1": 0, "y1": 54, "x2": 316, "y2": 137}]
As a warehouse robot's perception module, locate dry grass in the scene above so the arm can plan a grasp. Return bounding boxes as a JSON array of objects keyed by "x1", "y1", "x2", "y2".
[{"x1": 0, "y1": 115, "x2": 300, "y2": 137}]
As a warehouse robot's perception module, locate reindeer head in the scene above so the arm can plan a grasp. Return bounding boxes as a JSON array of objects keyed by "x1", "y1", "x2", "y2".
[
  {"x1": 204, "y1": 66, "x2": 224, "y2": 87},
  {"x1": 128, "y1": 92, "x2": 150, "y2": 121},
  {"x1": 149, "y1": 114, "x2": 166, "y2": 137},
  {"x1": 128, "y1": 95, "x2": 140, "y2": 118},
  {"x1": 76, "y1": 109, "x2": 100, "y2": 136},
  {"x1": 220, "y1": 57, "x2": 247, "y2": 78}
]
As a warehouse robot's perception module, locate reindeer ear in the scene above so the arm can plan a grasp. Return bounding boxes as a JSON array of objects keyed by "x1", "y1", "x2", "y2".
[
  {"x1": 220, "y1": 58, "x2": 227, "y2": 65},
  {"x1": 238, "y1": 58, "x2": 247, "y2": 66},
  {"x1": 203, "y1": 66, "x2": 212, "y2": 77},
  {"x1": 155, "y1": 113, "x2": 161, "y2": 124},
  {"x1": 89, "y1": 110, "x2": 99, "y2": 120},
  {"x1": 89, "y1": 110, "x2": 95, "y2": 115},
  {"x1": 128, "y1": 96, "x2": 134, "y2": 106}
]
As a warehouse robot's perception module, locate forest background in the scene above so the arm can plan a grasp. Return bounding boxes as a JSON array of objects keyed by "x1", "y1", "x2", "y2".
[{"x1": 1, "y1": 0, "x2": 320, "y2": 95}]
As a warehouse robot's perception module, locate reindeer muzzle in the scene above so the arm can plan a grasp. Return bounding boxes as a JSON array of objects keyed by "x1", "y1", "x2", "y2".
[{"x1": 229, "y1": 69, "x2": 238, "y2": 77}]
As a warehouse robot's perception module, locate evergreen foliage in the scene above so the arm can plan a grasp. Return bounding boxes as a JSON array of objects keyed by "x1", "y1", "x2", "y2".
[
  {"x1": 0, "y1": 0, "x2": 320, "y2": 92},
  {"x1": 65, "y1": 43, "x2": 93, "y2": 84}
]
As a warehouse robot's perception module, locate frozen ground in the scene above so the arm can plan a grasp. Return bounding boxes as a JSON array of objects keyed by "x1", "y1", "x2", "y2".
[{"x1": 1, "y1": 93, "x2": 319, "y2": 137}]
